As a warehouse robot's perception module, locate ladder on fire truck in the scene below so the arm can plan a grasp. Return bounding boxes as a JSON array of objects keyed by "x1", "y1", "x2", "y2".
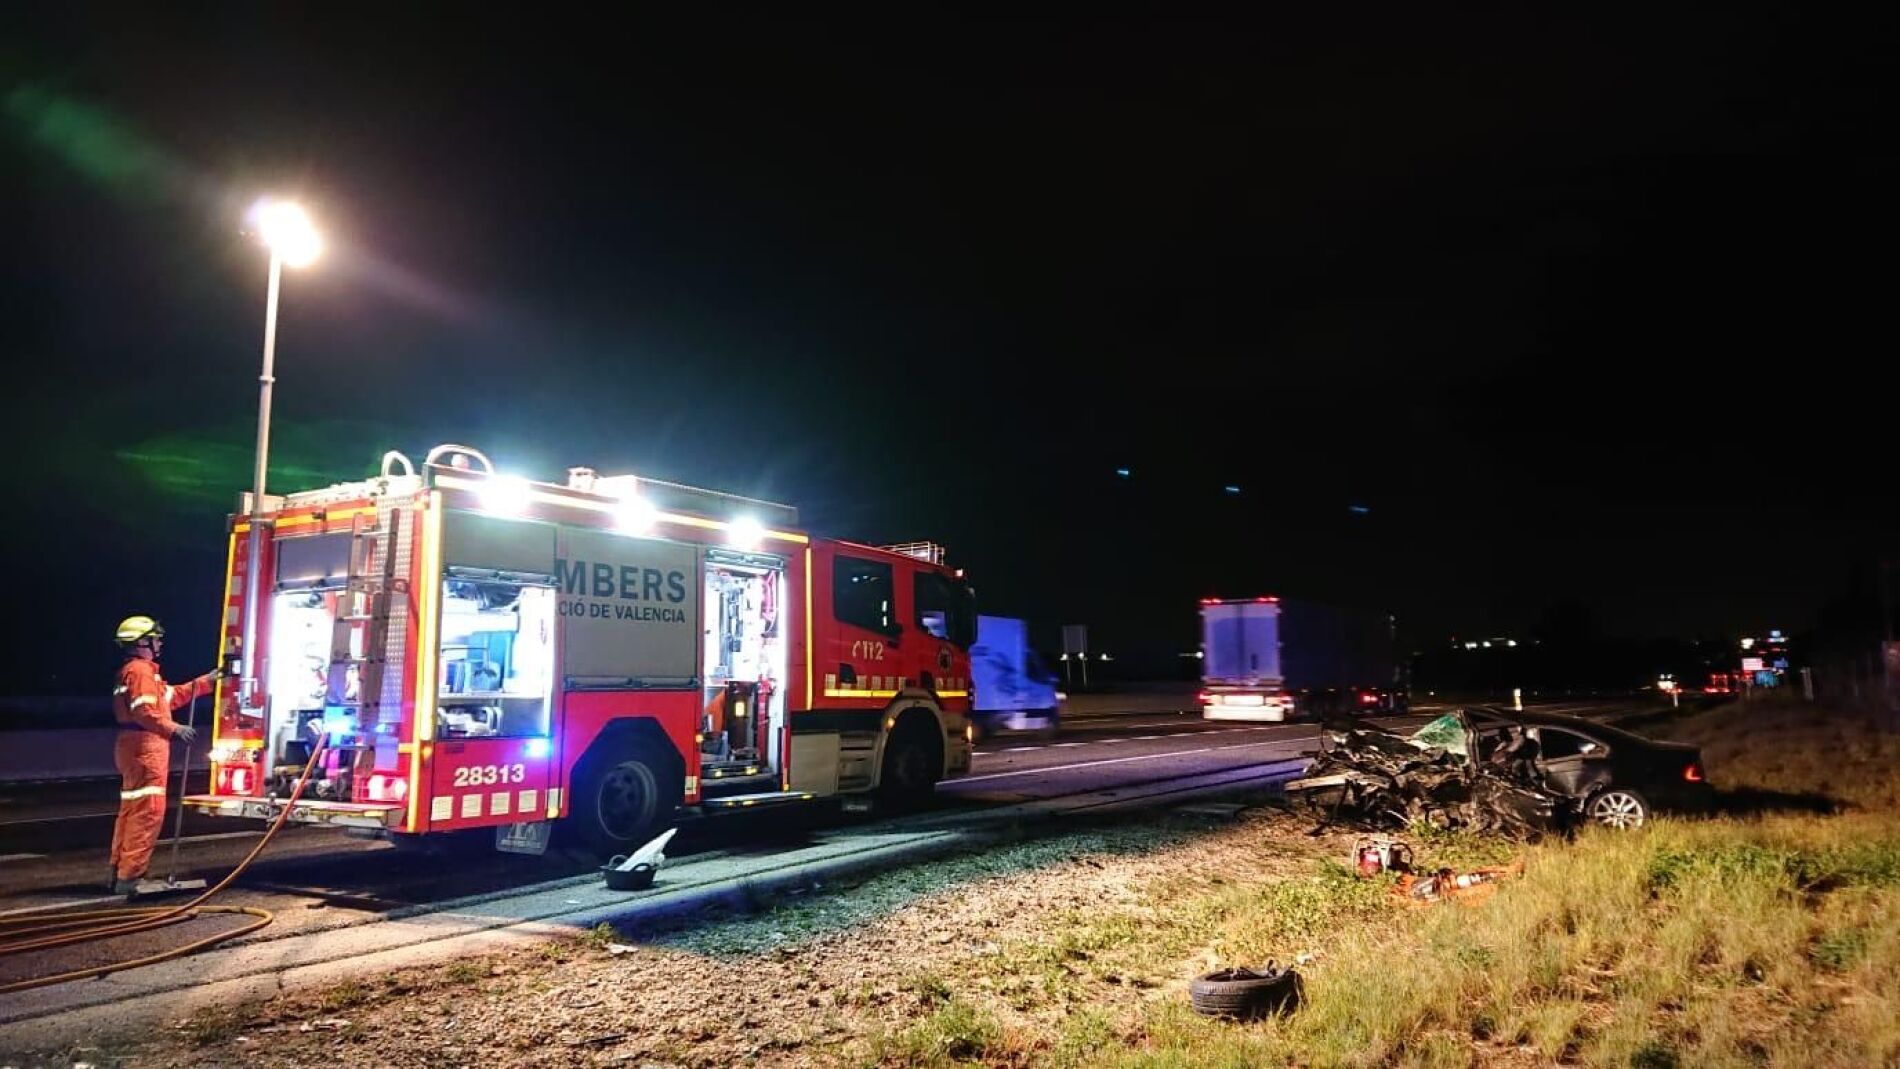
[{"x1": 322, "y1": 510, "x2": 403, "y2": 795}]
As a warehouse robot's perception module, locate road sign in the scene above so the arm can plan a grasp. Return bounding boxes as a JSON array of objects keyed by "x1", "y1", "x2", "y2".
[{"x1": 1061, "y1": 625, "x2": 1088, "y2": 655}]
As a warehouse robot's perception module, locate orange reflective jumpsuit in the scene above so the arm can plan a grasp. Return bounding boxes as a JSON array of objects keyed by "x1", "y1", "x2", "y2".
[{"x1": 109, "y1": 659, "x2": 212, "y2": 882}]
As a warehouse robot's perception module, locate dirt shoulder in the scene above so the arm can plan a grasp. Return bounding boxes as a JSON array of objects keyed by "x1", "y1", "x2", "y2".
[{"x1": 53, "y1": 799, "x2": 1354, "y2": 1069}]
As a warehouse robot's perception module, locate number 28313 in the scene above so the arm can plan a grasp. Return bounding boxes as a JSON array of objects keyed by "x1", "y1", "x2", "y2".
[{"x1": 452, "y1": 764, "x2": 526, "y2": 788}]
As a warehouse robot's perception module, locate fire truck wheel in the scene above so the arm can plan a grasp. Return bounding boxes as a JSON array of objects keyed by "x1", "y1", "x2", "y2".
[
  {"x1": 878, "y1": 720, "x2": 942, "y2": 809},
  {"x1": 576, "y1": 750, "x2": 677, "y2": 854}
]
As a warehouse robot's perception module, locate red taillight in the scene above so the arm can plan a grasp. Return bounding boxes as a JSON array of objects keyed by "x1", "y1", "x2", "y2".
[
  {"x1": 367, "y1": 774, "x2": 410, "y2": 803},
  {"x1": 219, "y1": 765, "x2": 255, "y2": 795},
  {"x1": 1359, "y1": 691, "x2": 1379, "y2": 705},
  {"x1": 1197, "y1": 691, "x2": 1212, "y2": 704},
  {"x1": 1684, "y1": 762, "x2": 1704, "y2": 784}
]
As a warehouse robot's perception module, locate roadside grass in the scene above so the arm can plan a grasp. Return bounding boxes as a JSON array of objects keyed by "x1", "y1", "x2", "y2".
[
  {"x1": 879, "y1": 700, "x2": 1900, "y2": 1068},
  {"x1": 1658, "y1": 693, "x2": 1900, "y2": 810},
  {"x1": 907, "y1": 814, "x2": 1900, "y2": 1068}
]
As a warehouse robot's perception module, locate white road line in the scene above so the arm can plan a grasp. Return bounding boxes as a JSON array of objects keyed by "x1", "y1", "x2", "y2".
[
  {"x1": 955, "y1": 737, "x2": 1310, "y2": 785},
  {"x1": 1052, "y1": 742, "x2": 1087, "y2": 748},
  {"x1": 0, "y1": 811, "x2": 117, "y2": 827},
  {"x1": 999, "y1": 746, "x2": 1042, "y2": 753},
  {"x1": 165, "y1": 830, "x2": 263, "y2": 844},
  {"x1": 0, "y1": 895, "x2": 122, "y2": 918},
  {"x1": 1132, "y1": 735, "x2": 1163, "y2": 740},
  {"x1": 0, "y1": 853, "x2": 47, "y2": 863}
]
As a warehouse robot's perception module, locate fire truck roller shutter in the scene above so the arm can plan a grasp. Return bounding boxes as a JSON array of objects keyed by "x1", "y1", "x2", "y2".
[
  {"x1": 557, "y1": 527, "x2": 700, "y2": 685},
  {"x1": 442, "y1": 511, "x2": 558, "y2": 576},
  {"x1": 567, "y1": 718, "x2": 686, "y2": 855},
  {"x1": 275, "y1": 531, "x2": 353, "y2": 588},
  {"x1": 877, "y1": 706, "x2": 944, "y2": 810}
]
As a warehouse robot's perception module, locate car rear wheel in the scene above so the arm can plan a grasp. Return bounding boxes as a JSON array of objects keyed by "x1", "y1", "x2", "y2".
[{"x1": 1588, "y1": 788, "x2": 1649, "y2": 830}]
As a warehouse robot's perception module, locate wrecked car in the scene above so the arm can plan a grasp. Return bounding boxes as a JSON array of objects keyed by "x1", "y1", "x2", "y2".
[{"x1": 1286, "y1": 708, "x2": 1710, "y2": 833}]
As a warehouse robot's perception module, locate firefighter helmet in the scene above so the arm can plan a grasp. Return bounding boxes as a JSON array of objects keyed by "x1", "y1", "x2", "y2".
[{"x1": 115, "y1": 615, "x2": 166, "y2": 645}]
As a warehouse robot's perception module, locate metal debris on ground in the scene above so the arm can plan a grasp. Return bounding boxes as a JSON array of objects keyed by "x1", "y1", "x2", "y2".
[{"x1": 1285, "y1": 714, "x2": 1565, "y2": 837}]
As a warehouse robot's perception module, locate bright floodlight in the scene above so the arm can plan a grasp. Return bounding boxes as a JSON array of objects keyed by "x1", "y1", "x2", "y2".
[
  {"x1": 727, "y1": 515, "x2": 765, "y2": 551},
  {"x1": 481, "y1": 475, "x2": 533, "y2": 516},
  {"x1": 249, "y1": 198, "x2": 323, "y2": 267},
  {"x1": 616, "y1": 494, "x2": 660, "y2": 535}
]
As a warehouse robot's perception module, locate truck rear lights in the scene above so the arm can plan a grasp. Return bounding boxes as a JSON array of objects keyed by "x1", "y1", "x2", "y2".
[
  {"x1": 218, "y1": 765, "x2": 255, "y2": 796},
  {"x1": 1683, "y1": 762, "x2": 1705, "y2": 784},
  {"x1": 1358, "y1": 691, "x2": 1380, "y2": 705},
  {"x1": 367, "y1": 773, "x2": 409, "y2": 803}
]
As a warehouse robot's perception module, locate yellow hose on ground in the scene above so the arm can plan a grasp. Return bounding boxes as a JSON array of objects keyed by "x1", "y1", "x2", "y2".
[{"x1": 0, "y1": 732, "x2": 331, "y2": 993}]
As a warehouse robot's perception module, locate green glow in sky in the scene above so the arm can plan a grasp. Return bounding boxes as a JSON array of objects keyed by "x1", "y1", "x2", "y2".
[
  {"x1": 5, "y1": 83, "x2": 178, "y2": 201},
  {"x1": 115, "y1": 420, "x2": 407, "y2": 509}
]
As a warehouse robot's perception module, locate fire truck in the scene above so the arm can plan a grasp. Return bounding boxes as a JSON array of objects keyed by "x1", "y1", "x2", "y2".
[{"x1": 184, "y1": 444, "x2": 976, "y2": 856}]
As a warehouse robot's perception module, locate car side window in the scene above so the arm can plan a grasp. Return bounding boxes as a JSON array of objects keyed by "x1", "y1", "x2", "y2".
[{"x1": 1535, "y1": 729, "x2": 1600, "y2": 760}]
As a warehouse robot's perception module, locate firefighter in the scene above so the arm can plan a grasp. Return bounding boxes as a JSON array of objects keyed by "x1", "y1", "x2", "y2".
[{"x1": 108, "y1": 615, "x2": 222, "y2": 894}]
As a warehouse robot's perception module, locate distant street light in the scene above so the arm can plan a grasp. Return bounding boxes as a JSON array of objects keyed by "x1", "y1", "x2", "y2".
[{"x1": 237, "y1": 199, "x2": 322, "y2": 700}]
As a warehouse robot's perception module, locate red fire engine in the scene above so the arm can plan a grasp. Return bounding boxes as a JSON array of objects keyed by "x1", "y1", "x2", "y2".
[{"x1": 185, "y1": 445, "x2": 976, "y2": 855}]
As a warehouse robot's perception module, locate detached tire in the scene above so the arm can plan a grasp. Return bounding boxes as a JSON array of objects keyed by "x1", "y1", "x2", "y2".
[
  {"x1": 572, "y1": 747, "x2": 680, "y2": 856},
  {"x1": 1190, "y1": 965, "x2": 1301, "y2": 1019},
  {"x1": 1587, "y1": 787, "x2": 1650, "y2": 830},
  {"x1": 879, "y1": 721, "x2": 942, "y2": 809}
]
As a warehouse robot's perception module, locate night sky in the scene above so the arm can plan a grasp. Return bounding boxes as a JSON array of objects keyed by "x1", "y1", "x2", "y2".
[{"x1": 2, "y1": 11, "x2": 1893, "y2": 692}]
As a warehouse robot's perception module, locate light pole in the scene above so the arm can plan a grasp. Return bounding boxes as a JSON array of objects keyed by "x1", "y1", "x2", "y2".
[{"x1": 238, "y1": 199, "x2": 321, "y2": 703}]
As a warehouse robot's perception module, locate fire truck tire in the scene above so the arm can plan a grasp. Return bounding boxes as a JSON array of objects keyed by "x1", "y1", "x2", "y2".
[
  {"x1": 878, "y1": 718, "x2": 942, "y2": 809},
  {"x1": 573, "y1": 748, "x2": 680, "y2": 855}
]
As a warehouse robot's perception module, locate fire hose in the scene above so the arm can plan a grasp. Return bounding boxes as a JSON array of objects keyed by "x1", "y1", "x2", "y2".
[{"x1": 0, "y1": 728, "x2": 331, "y2": 994}]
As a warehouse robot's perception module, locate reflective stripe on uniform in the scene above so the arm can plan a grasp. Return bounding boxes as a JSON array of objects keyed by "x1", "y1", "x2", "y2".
[
  {"x1": 113, "y1": 685, "x2": 128, "y2": 695},
  {"x1": 119, "y1": 785, "x2": 166, "y2": 800},
  {"x1": 163, "y1": 685, "x2": 175, "y2": 705},
  {"x1": 130, "y1": 695, "x2": 158, "y2": 709}
]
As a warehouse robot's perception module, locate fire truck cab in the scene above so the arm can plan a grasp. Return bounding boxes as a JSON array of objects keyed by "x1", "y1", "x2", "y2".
[{"x1": 186, "y1": 445, "x2": 976, "y2": 855}]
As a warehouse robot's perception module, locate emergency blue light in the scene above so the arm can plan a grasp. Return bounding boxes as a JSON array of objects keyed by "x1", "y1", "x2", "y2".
[
  {"x1": 1349, "y1": 504, "x2": 1371, "y2": 514},
  {"x1": 1223, "y1": 485, "x2": 1241, "y2": 495},
  {"x1": 525, "y1": 737, "x2": 551, "y2": 758},
  {"x1": 1115, "y1": 468, "x2": 1131, "y2": 478}
]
